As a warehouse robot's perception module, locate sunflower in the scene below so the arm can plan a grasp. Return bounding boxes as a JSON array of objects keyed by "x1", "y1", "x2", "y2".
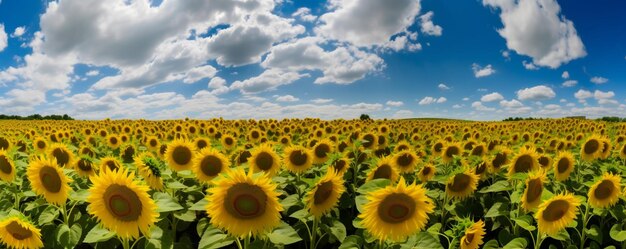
[
  {"x1": 48, "y1": 143, "x2": 74, "y2": 168},
  {"x1": 194, "y1": 137, "x2": 210, "y2": 150},
  {"x1": 249, "y1": 144, "x2": 281, "y2": 177},
  {"x1": 283, "y1": 146, "x2": 313, "y2": 174},
  {"x1": 99, "y1": 156, "x2": 123, "y2": 173},
  {"x1": 312, "y1": 139, "x2": 334, "y2": 164},
  {"x1": 145, "y1": 136, "x2": 160, "y2": 151},
  {"x1": 521, "y1": 170, "x2": 546, "y2": 211},
  {"x1": 205, "y1": 168, "x2": 282, "y2": 238},
  {"x1": 27, "y1": 156, "x2": 72, "y2": 205},
  {"x1": 460, "y1": 220, "x2": 485, "y2": 249},
  {"x1": 507, "y1": 147, "x2": 539, "y2": 177},
  {"x1": 165, "y1": 140, "x2": 195, "y2": 172},
  {"x1": 120, "y1": 144, "x2": 136, "y2": 163},
  {"x1": 391, "y1": 151, "x2": 419, "y2": 174},
  {"x1": 489, "y1": 148, "x2": 511, "y2": 173},
  {"x1": 553, "y1": 151, "x2": 575, "y2": 181},
  {"x1": 431, "y1": 140, "x2": 445, "y2": 157},
  {"x1": 32, "y1": 137, "x2": 47, "y2": 153},
  {"x1": 535, "y1": 193, "x2": 580, "y2": 236},
  {"x1": 619, "y1": 143, "x2": 626, "y2": 160},
  {"x1": 87, "y1": 168, "x2": 158, "y2": 239},
  {"x1": 445, "y1": 169, "x2": 479, "y2": 199},
  {"x1": 74, "y1": 157, "x2": 97, "y2": 178},
  {"x1": 442, "y1": 143, "x2": 462, "y2": 163},
  {"x1": 134, "y1": 152, "x2": 164, "y2": 191},
  {"x1": 0, "y1": 150, "x2": 16, "y2": 182},
  {"x1": 360, "y1": 132, "x2": 378, "y2": 150},
  {"x1": 599, "y1": 138, "x2": 612, "y2": 160},
  {"x1": 359, "y1": 177, "x2": 435, "y2": 242},
  {"x1": 580, "y1": 135, "x2": 603, "y2": 162},
  {"x1": 417, "y1": 164, "x2": 436, "y2": 182},
  {"x1": 0, "y1": 216, "x2": 43, "y2": 249},
  {"x1": 367, "y1": 156, "x2": 400, "y2": 182},
  {"x1": 306, "y1": 169, "x2": 345, "y2": 218},
  {"x1": 588, "y1": 172, "x2": 621, "y2": 209},
  {"x1": 221, "y1": 134, "x2": 237, "y2": 151},
  {"x1": 330, "y1": 157, "x2": 350, "y2": 175},
  {"x1": 193, "y1": 148, "x2": 230, "y2": 183},
  {"x1": 106, "y1": 134, "x2": 121, "y2": 150}
]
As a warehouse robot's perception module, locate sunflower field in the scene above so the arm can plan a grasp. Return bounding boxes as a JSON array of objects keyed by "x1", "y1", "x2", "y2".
[{"x1": 1, "y1": 118, "x2": 626, "y2": 249}]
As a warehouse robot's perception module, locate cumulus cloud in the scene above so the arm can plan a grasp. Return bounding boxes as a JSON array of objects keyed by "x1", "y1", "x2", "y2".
[
  {"x1": 499, "y1": 99, "x2": 523, "y2": 108},
  {"x1": 438, "y1": 83, "x2": 450, "y2": 90},
  {"x1": 574, "y1": 89, "x2": 592, "y2": 103},
  {"x1": 0, "y1": 24, "x2": 6, "y2": 52},
  {"x1": 590, "y1": 76, "x2": 608, "y2": 84},
  {"x1": 386, "y1": 100, "x2": 404, "y2": 107},
  {"x1": 311, "y1": 98, "x2": 333, "y2": 104},
  {"x1": 86, "y1": 70, "x2": 100, "y2": 77},
  {"x1": 522, "y1": 60, "x2": 538, "y2": 70},
  {"x1": 418, "y1": 96, "x2": 446, "y2": 105},
  {"x1": 316, "y1": 0, "x2": 421, "y2": 48},
  {"x1": 472, "y1": 63, "x2": 495, "y2": 78},
  {"x1": 471, "y1": 101, "x2": 495, "y2": 111},
  {"x1": 275, "y1": 95, "x2": 299, "y2": 102},
  {"x1": 481, "y1": 92, "x2": 504, "y2": 102},
  {"x1": 12, "y1": 26, "x2": 25, "y2": 37},
  {"x1": 419, "y1": 11, "x2": 442, "y2": 36},
  {"x1": 562, "y1": 71, "x2": 569, "y2": 79},
  {"x1": 292, "y1": 7, "x2": 317, "y2": 22},
  {"x1": 207, "y1": 77, "x2": 229, "y2": 95},
  {"x1": 516, "y1": 85, "x2": 555, "y2": 101},
  {"x1": 483, "y1": 0, "x2": 586, "y2": 68},
  {"x1": 562, "y1": 80, "x2": 577, "y2": 87},
  {"x1": 230, "y1": 69, "x2": 308, "y2": 94}
]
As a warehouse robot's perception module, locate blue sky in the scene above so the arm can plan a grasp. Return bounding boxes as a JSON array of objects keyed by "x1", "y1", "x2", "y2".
[{"x1": 0, "y1": 0, "x2": 624, "y2": 120}]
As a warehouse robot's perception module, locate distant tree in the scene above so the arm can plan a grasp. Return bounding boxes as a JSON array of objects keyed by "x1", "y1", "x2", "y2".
[
  {"x1": 0, "y1": 114, "x2": 74, "y2": 120},
  {"x1": 360, "y1": 114, "x2": 371, "y2": 121}
]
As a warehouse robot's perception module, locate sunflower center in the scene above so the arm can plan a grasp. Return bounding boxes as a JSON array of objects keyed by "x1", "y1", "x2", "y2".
[
  {"x1": 313, "y1": 181, "x2": 334, "y2": 205},
  {"x1": 492, "y1": 153, "x2": 506, "y2": 169},
  {"x1": 555, "y1": 158, "x2": 570, "y2": 173},
  {"x1": 77, "y1": 159, "x2": 93, "y2": 171},
  {"x1": 37, "y1": 141, "x2": 46, "y2": 149},
  {"x1": 289, "y1": 150, "x2": 308, "y2": 166},
  {"x1": 362, "y1": 134, "x2": 375, "y2": 148},
  {"x1": 197, "y1": 140, "x2": 208, "y2": 149},
  {"x1": 225, "y1": 137, "x2": 234, "y2": 145},
  {"x1": 251, "y1": 131, "x2": 260, "y2": 139},
  {"x1": 110, "y1": 137, "x2": 118, "y2": 145},
  {"x1": 225, "y1": 183, "x2": 267, "y2": 219},
  {"x1": 52, "y1": 148, "x2": 70, "y2": 167},
  {"x1": 448, "y1": 173, "x2": 471, "y2": 192},
  {"x1": 464, "y1": 233, "x2": 475, "y2": 244},
  {"x1": 526, "y1": 178, "x2": 543, "y2": 203},
  {"x1": 584, "y1": 140, "x2": 600, "y2": 154},
  {"x1": 594, "y1": 180, "x2": 615, "y2": 200},
  {"x1": 0, "y1": 155, "x2": 12, "y2": 174},
  {"x1": 255, "y1": 152, "x2": 274, "y2": 171},
  {"x1": 373, "y1": 165, "x2": 392, "y2": 180},
  {"x1": 476, "y1": 162, "x2": 487, "y2": 175},
  {"x1": 396, "y1": 154, "x2": 413, "y2": 168},
  {"x1": 434, "y1": 143, "x2": 443, "y2": 153},
  {"x1": 445, "y1": 146, "x2": 460, "y2": 158},
  {"x1": 542, "y1": 199, "x2": 569, "y2": 222},
  {"x1": 378, "y1": 193, "x2": 415, "y2": 224},
  {"x1": 237, "y1": 151, "x2": 252, "y2": 164},
  {"x1": 471, "y1": 146, "x2": 484, "y2": 156},
  {"x1": 538, "y1": 156, "x2": 550, "y2": 168},
  {"x1": 422, "y1": 167, "x2": 432, "y2": 175},
  {"x1": 6, "y1": 221, "x2": 33, "y2": 240},
  {"x1": 0, "y1": 138, "x2": 8, "y2": 150},
  {"x1": 333, "y1": 160, "x2": 346, "y2": 172},
  {"x1": 39, "y1": 166, "x2": 62, "y2": 193},
  {"x1": 315, "y1": 144, "x2": 330, "y2": 158},
  {"x1": 149, "y1": 140, "x2": 157, "y2": 147},
  {"x1": 200, "y1": 155, "x2": 222, "y2": 177},
  {"x1": 106, "y1": 160, "x2": 119, "y2": 171},
  {"x1": 104, "y1": 184, "x2": 142, "y2": 221},
  {"x1": 514, "y1": 155, "x2": 533, "y2": 173},
  {"x1": 172, "y1": 146, "x2": 192, "y2": 165},
  {"x1": 622, "y1": 145, "x2": 626, "y2": 154}
]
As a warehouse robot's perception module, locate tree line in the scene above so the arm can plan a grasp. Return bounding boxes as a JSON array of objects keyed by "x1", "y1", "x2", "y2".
[{"x1": 0, "y1": 114, "x2": 74, "y2": 120}]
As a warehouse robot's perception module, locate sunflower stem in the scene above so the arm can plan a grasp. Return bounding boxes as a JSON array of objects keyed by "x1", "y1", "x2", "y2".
[
  {"x1": 244, "y1": 235, "x2": 251, "y2": 249},
  {"x1": 120, "y1": 238, "x2": 130, "y2": 249},
  {"x1": 310, "y1": 218, "x2": 319, "y2": 249},
  {"x1": 580, "y1": 202, "x2": 590, "y2": 249},
  {"x1": 13, "y1": 192, "x2": 19, "y2": 210},
  {"x1": 534, "y1": 233, "x2": 544, "y2": 249},
  {"x1": 235, "y1": 238, "x2": 243, "y2": 249}
]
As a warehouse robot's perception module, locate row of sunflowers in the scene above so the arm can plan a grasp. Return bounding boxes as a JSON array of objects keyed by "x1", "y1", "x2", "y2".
[{"x1": 0, "y1": 118, "x2": 625, "y2": 249}]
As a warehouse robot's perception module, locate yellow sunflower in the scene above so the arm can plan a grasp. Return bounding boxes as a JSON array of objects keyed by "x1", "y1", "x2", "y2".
[
  {"x1": 588, "y1": 172, "x2": 621, "y2": 209},
  {"x1": 205, "y1": 168, "x2": 283, "y2": 238},
  {"x1": 489, "y1": 148, "x2": 511, "y2": 173},
  {"x1": 442, "y1": 143, "x2": 462, "y2": 163},
  {"x1": 445, "y1": 169, "x2": 479, "y2": 199},
  {"x1": 193, "y1": 148, "x2": 230, "y2": 183},
  {"x1": 283, "y1": 146, "x2": 313, "y2": 174},
  {"x1": 367, "y1": 156, "x2": 400, "y2": 182},
  {"x1": 221, "y1": 134, "x2": 237, "y2": 151},
  {"x1": 27, "y1": 156, "x2": 72, "y2": 205},
  {"x1": 521, "y1": 170, "x2": 546, "y2": 211},
  {"x1": 249, "y1": 143, "x2": 281, "y2": 177},
  {"x1": 165, "y1": 140, "x2": 195, "y2": 172},
  {"x1": 580, "y1": 135, "x2": 603, "y2": 162},
  {"x1": 87, "y1": 168, "x2": 158, "y2": 239},
  {"x1": 312, "y1": 139, "x2": 334, "y2": 164},
  {"x1": 99, "y1": 156, "x2": 123, "y2": 173},
  {"x1": 106, "y1": 134, "x2": 121, "y2": 150},
  {"x1": 47, "y1": 143, "x2": 74, "y2": 168},
  {"x1": 120, "y1": 144, "x2": 136, "y2": 163},
  {"x1": 359, "y1": 177, "x2": 435, "y2": 242},
  {"x1": 134, "y1": 152, "x2": 164, "y2": 191},
  {"x1": 391, "y1": 150, "x2": 419, "y2": 174},
  {"x1": 417, "y1": 164, "x2": 436, "y2": 182},
  {"x1": 535, "y1": 193, "x2": 580, "y2": 236},
  {"x1": 0, "y1": 216, "x2": 43, "y2": 249},
  {"x1": 74, "y1": 157, "x2": 97, "y2": 178},
  {"x1": 507, "y1": 147, "x2": 539, "y2": 177},
  {"x1": 306, "y1": 169, "x2": 345, "y2": 218},
  {"x1": 460, "y1": 220, "x2": 485, "y2": 249},
  {"x1": 193, "y1": 137, "x2": 210, "y2": 150},
  {"x1": 32, "y1": 137, "x2": 47, "y2": 153},
  {"x1": 0, "y1": 150, "x2": 16, "y2": 182},
  {"x1": 330, "y1": 157, "x2": 351, "y2": 175},
  {"x1": 553, "y1": 151, "x2": 575, "y2": 181}
]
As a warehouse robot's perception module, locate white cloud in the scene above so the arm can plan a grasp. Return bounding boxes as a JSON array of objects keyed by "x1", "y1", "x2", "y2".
[
  {"x1": 471, "y1": 101, "x2": 495, "y2": 111},
  {"x1": 436, "y1": 97, "x2": 447, "y2": 103},
  {"x1": 562, "y1": 71, "x2": 569, "y2": 79},
  {"x1": 207, "y1": 77, "x2": 229, "y2": 95},
  {"x1": 230, "y1": 69, "x2": 308, "y2": 94},
  {"x1": 452, "y1": 104, "x2": 463, "y2": 109},
  {"x1": 275, "y1": 95, "x2": 300, "y2": 102},
  {"x1": 12, "y1": 26, "x2": 25, "y2": 37},
  {"x1": 499, "y1": 99, "x2": 524, "y2": 108},
  {"x1": 481, "y1": 92, "x2": 504, "y2": 102},
  {"x1": 386, "y1": 100, "x2": 404, "y2": 107},
  {"x1": 438, "y1": 83, "x2": 450, "y2": 90},
  {"x1": 311, "y1": 98, "x2": 333, "y2": 104},
  {"x1": 522, "y1": 60, "x2": 538, "y2": 70},
  {"x1": 86, "y1": 70, "x2": 100, "y2": 77},
  {"x1": 316, "y1": 0, "x2": 422, "y2": 48},
  {"x1": 0, "y1": 24, "x2": 6, "y2": 52},
  {"x1": 392, "y1": 110, "x2": 413, "y2": 118},
  {"x1": 594, "y1": 90, "x2": 614, "y2": 99},
  {"x1": 562, "y1": 80, "x2": 577, "y2": 87},
  {"x1": 182, "y1": 65, "x2": 217, "y2": 84},
  {"x1": 483, "y1": 0, "x2": 586, "y2": 68},
  {"x1": 516, "y1": 85, "x2": 555, "y2": 101},
  {"x1": 502, "y1": 50, "x2": 510, "y2": 59},
  {"x1": 418, "y1": 96, "x2": 446, "y2": 105},
  {"x1": 590, "y1": 76, "x2": 608, "y2": 84},
  {"x1": 574, "y1": 89, "x2": 592, "y2": 103},
  {"x1": 419, "y1": 11, "x2": 442, "y2": 36},
  {"x1": 472, "y1": 63, "x2": 495, "y2": 78},
  {"x1": 292, "y1": 7, "x2": 317, "y2": 22},
  {"x1": 462, "y1": 97, "x2": 470, "y2": 101}
]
